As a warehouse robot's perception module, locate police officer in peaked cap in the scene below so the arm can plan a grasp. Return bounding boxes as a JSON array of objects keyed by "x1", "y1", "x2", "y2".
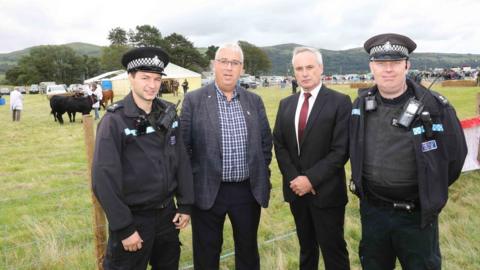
[
  {"x1": 92, "y1": 46, "x2": 194, "y2": 270},
  {"x1": 349, "y1": 33, "x2": 467, "y2": 269}
]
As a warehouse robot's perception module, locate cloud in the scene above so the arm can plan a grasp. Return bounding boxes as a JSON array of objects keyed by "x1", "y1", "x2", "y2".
[{"x1": 0, "y1": 0, "x2": 479, "y2": 54}]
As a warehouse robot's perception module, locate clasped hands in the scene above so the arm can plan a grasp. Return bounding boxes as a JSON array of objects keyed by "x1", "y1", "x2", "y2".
[{"x1": 290, "y1": 175, "x2": 316, "y2": 197}]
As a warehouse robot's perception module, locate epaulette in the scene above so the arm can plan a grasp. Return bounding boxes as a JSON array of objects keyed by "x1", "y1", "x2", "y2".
[
  {"x1": 107, "y1": 102, "x2": 124, "y2": 112},
  {"x1": 430, "y1": 91, "x2": 449, "y2": 106}
]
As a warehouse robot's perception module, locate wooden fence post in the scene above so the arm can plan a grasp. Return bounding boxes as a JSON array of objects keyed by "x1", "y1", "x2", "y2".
[{"x1": 83, "y1": 115, "x2": 106, "y2": 270}]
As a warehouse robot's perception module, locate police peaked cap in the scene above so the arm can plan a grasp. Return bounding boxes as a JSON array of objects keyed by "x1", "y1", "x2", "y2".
[
  {"x1": 122, "y1": 47, "x2": 170, "y2": 75},
  {"x1": 364, "y1": 33, "x2": 417, "y2": 61}
]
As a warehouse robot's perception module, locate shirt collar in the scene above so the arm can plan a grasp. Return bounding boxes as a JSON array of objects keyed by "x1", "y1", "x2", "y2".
[
  {"x1": 215, "y1": 83, "x2": 239, "y2": 100},
  {"x1": 300, "y1": 82, "x2": 322, "y2": 99}
]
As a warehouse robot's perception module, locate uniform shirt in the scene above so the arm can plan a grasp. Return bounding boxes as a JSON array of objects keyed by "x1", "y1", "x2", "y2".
[
  {"x1": 294, "y1": 83, "x2": 321, "y2": 153},
  {"x1": 215, "y1": 84, "x2": 249, "y2": 182}
]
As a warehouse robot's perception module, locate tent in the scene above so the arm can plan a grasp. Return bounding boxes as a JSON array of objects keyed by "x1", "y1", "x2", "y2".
[
  {"x1": 109, "y1": 63, "x2": 201, "y2": 96},
  {"x1": 83, "y1": 70, "x2": 124, "y2": 84}
]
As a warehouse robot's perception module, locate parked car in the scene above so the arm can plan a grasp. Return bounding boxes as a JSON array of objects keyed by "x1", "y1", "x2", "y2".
[
  {"x1": 201, "y1": 78, "x2": 213, "y2": 87},
  {"x1": 30, "y1": 84, "x2": 40, "y2": 94},
  {"x1": 67, "y1": 84, "x2": 82, "y2": 92},
  {"x1": 39, "y1": 81, "x2": 56, "y2": 94},
  {"x1": 239, "y1": 78, "x2": 258, "y2": 89},
  {"x1": 0, "y1": 88, "x2": 10, "y2": 95},
  {"x1": 46, "y1": 85, "x2": 67, "y2": 97}
]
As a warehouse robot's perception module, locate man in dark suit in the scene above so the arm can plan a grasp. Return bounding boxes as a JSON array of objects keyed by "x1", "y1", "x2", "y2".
[
  {"x1": 273, "y1": 47, "x2": 351, "y2": 270},
  {"x1": 180, "y1": 43, "x2": 272, "y2": 270}
]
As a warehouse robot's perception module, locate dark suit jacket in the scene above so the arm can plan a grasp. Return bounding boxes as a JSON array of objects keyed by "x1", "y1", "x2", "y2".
[
  {"x1": 180, "y1": 83, "x2": 273, "y2": 210},
  {"x1": 273, "y1": 85, "x2": 351, "y2": 207}
]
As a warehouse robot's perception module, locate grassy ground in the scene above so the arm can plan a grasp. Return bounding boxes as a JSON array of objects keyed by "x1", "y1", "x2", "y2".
[{"x1": 1, "y1": 84, "x2": 479, "y2": 269}]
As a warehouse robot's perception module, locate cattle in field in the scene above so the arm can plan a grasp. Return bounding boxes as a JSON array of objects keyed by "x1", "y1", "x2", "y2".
[
  {"x1": 100, "y1": 90, "x2": 114, "y2": 110},
  {"x1": 50, "y1": 95, "x2": 97, "y2": 124}
]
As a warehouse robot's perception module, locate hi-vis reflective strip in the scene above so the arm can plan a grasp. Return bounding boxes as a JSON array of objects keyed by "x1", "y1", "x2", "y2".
[
  {"x1": 432, "y1": 124, "x2": 444, "y2": 132},
  {"x1": 124, "y1": 126, "x2": 155, "y2": 136},
  {"x1": 412, "y1": 126, "x2": 425, "y2": 135},
  {"x1": 351, "y1": 108, "x2": 361, "y2": 116},
  {"x1": 412, "y1": 124, "x2": 444, "y2": 135}
]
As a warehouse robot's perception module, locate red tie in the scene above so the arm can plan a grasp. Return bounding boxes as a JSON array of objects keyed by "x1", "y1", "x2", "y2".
[{"x1": 298, "y1": 92, "x2": 312, "y2": 142}]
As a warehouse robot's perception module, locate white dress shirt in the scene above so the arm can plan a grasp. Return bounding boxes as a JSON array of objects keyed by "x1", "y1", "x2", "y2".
[{"x1": 294, "y1": 83, "x2": 322, "y2": 153}]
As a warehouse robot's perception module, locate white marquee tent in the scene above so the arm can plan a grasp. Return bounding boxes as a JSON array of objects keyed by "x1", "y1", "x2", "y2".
[{"x1": 108, "y1": 63, "x2": 201, "y2": 96}]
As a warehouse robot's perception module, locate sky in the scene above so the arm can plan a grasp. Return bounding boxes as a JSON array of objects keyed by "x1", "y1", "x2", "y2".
[{"x1": 1, "y1": 0, "x2": 480, "y2": 54}]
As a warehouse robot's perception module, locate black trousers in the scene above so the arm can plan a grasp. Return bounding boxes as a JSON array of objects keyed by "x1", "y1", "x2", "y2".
[
  {"x1": 359, "y1": 201, "x2": 441, "y2": 270},
  {"x1": 104, "y1": 206, "x2": 180, "y2": 270},
  {"x1": 192, "y1": 180, "x2": 261, "y2": 270},
  {"x1": 290, "y1": 197, "x2": 350, "y2": 270}
]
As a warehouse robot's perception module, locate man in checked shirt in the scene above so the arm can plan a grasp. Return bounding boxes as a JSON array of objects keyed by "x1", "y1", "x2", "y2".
[{"x1": 180, "y1": 42, "x2": 272, "y2": 270}]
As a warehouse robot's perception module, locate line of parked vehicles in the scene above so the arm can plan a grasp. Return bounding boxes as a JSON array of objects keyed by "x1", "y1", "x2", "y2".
[{"x1": 0, "y1": 82, "x2": 71, "y2": 97}]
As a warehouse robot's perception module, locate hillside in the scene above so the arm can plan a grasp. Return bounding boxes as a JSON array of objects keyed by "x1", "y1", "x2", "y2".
[
  {"x1": 0, "y1": 42, "x2": 103, "y2": 73},
  {"x1": 262, "y1": 44, "x2": 480, "y2": 75},
  {"x1": 2, "y1": 42, "x2": 480, "y2": 76}
]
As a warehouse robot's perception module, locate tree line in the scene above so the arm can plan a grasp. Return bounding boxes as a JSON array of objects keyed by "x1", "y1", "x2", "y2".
[{"x1": 5, "y1": 25, "x2": 271, "y2": 86}]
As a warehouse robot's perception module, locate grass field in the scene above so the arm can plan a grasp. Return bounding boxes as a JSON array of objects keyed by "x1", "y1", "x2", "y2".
[{"x1": 1, "y1": 85, "x2": 479, "y2": 269}]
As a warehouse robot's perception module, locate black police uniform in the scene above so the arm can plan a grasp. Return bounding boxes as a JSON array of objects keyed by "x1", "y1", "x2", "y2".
[
  {"x1": 350, "y1": 78, "x2": 467, "y2": 269},
  {"x1": 349, "y1": 34, "x2": 467, "y2": 270},
  {"x1": 92, "y1": 47, "x2": 194, "y2": 270},
  {"x1": 93, "y1": 93, "x2": 194, "y2": 270}
]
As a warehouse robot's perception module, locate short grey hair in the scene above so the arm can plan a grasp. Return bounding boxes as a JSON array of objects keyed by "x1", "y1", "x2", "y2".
[
  {"x1": 291, "y1": 46, "x2": 323, "y2": 66},
  {"x1": 215, "y1": 42, "x2": 244, "y2": 63}
]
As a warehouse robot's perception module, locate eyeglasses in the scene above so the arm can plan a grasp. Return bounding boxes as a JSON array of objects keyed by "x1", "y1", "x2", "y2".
[{"x1": 215, "y1": 58, "x2": 243, "y2": 67}]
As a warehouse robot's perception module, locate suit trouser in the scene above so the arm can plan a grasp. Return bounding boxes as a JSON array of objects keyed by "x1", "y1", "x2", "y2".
[
  {"x1": 192, "y1": 180, "x2": 261, "y2": 270},
  {"x1": 103, "y1": 206, "x2": 180, "y2": 270},
  {"x1": 290, "y1": 197, "x2": 350, "y2": 270},
  {"x1": 359, "y1": 201, "x2": 441, "y2": 270}
]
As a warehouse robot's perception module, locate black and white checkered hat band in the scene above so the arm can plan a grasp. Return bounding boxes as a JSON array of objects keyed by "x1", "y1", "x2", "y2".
[
  {"x1": 369, "y1": 43, "x2": 409, "y2": 57},
  {"x1": 127, "y1": 56, "x2": 165, "y2": 71}
]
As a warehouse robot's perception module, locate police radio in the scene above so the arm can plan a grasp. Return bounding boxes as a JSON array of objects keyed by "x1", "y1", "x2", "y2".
[
  {"x1": 155, "y1": 100, "x2": 181, "y2": 132},
  {"x1": 395, "y1": 97, "x2": 424, "y2": 129},
  {"x1": 393, "y1": 76, "x2": 440, "y2": 129},
  {"x1": 365, "y1": 91, "x2": 377, "y2": 112}
]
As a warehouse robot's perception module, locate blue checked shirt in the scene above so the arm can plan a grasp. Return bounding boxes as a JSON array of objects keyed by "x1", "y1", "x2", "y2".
[{"x1": 215, "y1": 85, "x2": 249, "y2": 182}]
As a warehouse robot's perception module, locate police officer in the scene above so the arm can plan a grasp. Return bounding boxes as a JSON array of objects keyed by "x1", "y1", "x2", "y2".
[
  {"x1": 349, "y1": 33, "x2": 467, "y2": 269},
  {"x1": 92, "y1": 47, "x2": 194, "y2": 270}
]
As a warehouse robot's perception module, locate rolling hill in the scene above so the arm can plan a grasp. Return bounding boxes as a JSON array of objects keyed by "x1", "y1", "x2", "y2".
[
  {"x1": 262, "y1": 44, "x2": 480, "y2": 75},
  {"x1": 2, "y1": 42, "x2": 480, "y2": 76},
  {"x1": 0, "y1": 42, "x2": 103, "y2": 74}
]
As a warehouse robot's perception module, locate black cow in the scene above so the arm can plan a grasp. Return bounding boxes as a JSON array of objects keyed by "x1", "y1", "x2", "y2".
[{"x1": 50, "y1": 95, "x2": 97, "y2": 124}]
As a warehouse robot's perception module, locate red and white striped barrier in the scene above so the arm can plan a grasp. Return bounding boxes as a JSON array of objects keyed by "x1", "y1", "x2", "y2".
[{"x1": 460, "y1": 117, "x2": 480, "y2": 172}]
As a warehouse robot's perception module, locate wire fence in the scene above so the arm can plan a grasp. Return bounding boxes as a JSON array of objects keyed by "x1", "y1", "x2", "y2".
[{"x1": 1, "y1": 182, "x2": 298, "y2": 269}]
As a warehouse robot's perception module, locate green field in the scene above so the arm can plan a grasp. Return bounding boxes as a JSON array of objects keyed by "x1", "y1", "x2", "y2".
[{"x1": 1, "y1": 85, "x2": 479, "y2": 269}]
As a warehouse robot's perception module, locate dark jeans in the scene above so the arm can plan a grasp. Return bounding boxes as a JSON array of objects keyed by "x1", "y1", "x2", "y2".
[
  {"x1": 359, "y1": 201, "x2": 441, "y2": 270},
  {"x1": 290, "y1": 197, "x2": 350, "y2": 270},
  {"x1": 192, "y1": 180, "x2": 261, "y2": 270},
  {"x1": 104, "y1": 206, "x2": 180, "y2": 270}
]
